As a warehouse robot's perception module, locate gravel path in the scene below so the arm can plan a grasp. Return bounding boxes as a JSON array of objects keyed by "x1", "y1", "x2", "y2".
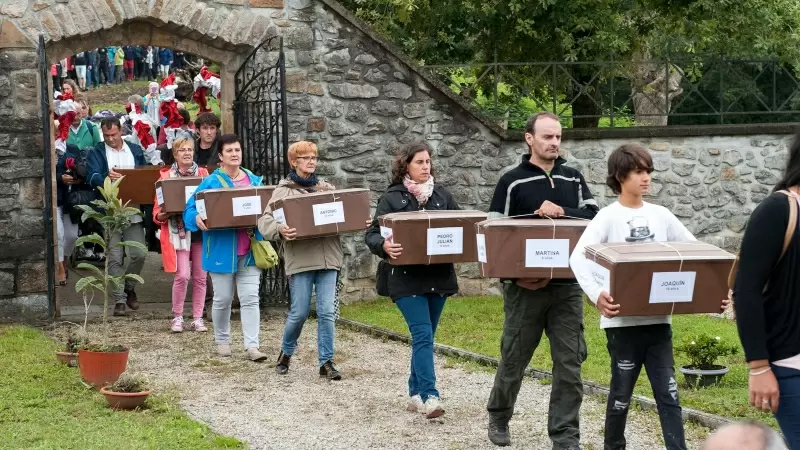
[{"x1": 105, "y1": 317, "x2": 708, "y2": 449}]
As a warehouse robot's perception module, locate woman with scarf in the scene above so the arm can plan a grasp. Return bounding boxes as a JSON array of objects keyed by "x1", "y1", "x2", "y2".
[
  {"x1": 154, "y1": 136, "x2": 209, "y2": 333},
  {"x1": 364, "y1": 141, "x2": 461, "y2": 419},
  {"x1": 258, "y1": 141, "x2": 362, "y2": 380}
]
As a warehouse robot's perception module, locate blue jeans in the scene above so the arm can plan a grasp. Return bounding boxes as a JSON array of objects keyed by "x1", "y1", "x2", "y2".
[
  {"x1": 773, "y1": 365, "x2": 800, "y2": 448},
  {"x1": 282, "y1": 269, "x2": 337, "y2": 366},
  {"x1": 396, "y1": 294, "x2": 447, "y2": 399},
  {"x1": 108, "y1": 63, "x2": 115, "y2": 83}
]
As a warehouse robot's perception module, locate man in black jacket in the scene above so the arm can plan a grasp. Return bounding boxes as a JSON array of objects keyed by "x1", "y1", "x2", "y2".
[{"x1": 486, "y1": 112, "x2": 598, "y2": 449}]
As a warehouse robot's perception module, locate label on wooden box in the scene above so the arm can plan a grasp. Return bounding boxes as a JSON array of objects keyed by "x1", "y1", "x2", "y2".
[
  {"x1": 587, "y1": 260, "x2": 611, "y2": 293},
  {"x1": 232, "y1": 196, "x2": 262, "y2": 217},
  {"x1": 525, "y1": 239, "x2": 570, "y2": 268},
  {"x1": 476, "y1": 233, "x2": 487, "y2": 263},
  {"x1": 273, "y1": 207, "x2": 286, "y2": 225},
  {"x1": 312, "y1": 201, "x2": 345, "y2": 226},
  {"x1": 649, "y1": 272, "x2": 696, "y2": 304},
  {"x1": 426, "y1": 227, "x2": 464, "y2": 256}
]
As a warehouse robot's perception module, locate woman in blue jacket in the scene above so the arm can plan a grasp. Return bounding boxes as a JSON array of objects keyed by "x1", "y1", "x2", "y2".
[{"x1": 184, "y1": 134, "x2": 269, "y2": 362}]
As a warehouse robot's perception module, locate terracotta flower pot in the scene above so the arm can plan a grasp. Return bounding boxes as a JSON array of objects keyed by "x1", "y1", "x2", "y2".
[
  {"x1": 100, "y1": 387, "x2": 152, "y2": 410},
  {"x1": 55, "y1": 351, "x2": 78, "y2": 367},
  {"x1": 78, "y1": 348, "x2": 129, "y2": 388}
]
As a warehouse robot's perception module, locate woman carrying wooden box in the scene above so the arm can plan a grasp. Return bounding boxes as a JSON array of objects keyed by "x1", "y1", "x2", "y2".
[
  {"x1": 258, "y1": 141, "x2": 352, "y2": 381},
  {"x1": 153, "y1": 135, "x2": 209, "y2": 333},
  {"x1": 184, "y1": 134, "x2": 270, "y2": 362},
  {"x1": 364, "y1": 141, "x2": 461, "y2": 419}
]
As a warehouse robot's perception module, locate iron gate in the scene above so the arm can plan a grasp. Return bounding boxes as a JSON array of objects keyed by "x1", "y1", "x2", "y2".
[
  {"x1": 38, "y1": 35, "x2": 57, "y2": 318},
  {"x1": 233, "y1": 35, "x2": 290, "y2": 307}
]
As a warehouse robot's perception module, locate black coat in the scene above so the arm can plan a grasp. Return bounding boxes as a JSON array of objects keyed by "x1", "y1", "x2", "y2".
[{"x1": 365, "y1": 183, "x2": 461, "y2": 300}]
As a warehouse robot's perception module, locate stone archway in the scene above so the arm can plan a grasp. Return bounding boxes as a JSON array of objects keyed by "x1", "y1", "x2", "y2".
[
  {"x1": 1, "y1": 0, "x2": 508, "y2": 322},
  {"x1": 0, "y1": 0, "x2": 283, "y2": 321}
]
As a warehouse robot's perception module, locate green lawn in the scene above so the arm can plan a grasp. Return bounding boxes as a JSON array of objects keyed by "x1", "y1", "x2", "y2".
[
  {"x1": 0, "y1": 326, "x2": 243, "y2": 449},
  {"x1": 341, "y1": 296, "x2": 777, "y2": 426}
]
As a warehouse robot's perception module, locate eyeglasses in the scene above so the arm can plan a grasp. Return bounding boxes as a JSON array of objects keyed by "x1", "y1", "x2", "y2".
[{"x1": 295, "y1": 156, "x2": 318, "y2": 162}]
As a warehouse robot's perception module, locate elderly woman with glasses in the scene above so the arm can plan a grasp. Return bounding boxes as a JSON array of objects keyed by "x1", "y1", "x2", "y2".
[
  {"x1": 258, "y1": 141, "x2": 370, "y2": 380},
  {"x1": 153, "y1": 136, "x2": 210, "y2": 333}
]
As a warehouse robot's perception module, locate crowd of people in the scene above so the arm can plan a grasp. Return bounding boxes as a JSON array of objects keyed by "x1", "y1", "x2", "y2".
[
  {"x1": 51, "y1": 46, "x2": 189, "y2": 91},
  {"x1": 52, "y1": 65, "x2": 798, "y2": 448}
]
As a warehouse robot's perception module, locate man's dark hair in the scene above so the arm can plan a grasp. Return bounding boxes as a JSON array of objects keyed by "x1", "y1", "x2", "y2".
[
  {"x1": 219, "y1": 133, "x2": 241, "y2": 149},
  {"x1": 194, "y1": 112, "x2": 221, "y2": 129},
  {"x1": 606, "y1": 143, "x2": 654, "y2": 195},
  {"x1": 100, "y1": 116, "x2": 121, "y2": 131},
  {"x1": 525, "y1": 112, "x2": 560, "y2": 136},
  {"x1": 390, "y1": 141, "x2": 434, "y2": 185}
]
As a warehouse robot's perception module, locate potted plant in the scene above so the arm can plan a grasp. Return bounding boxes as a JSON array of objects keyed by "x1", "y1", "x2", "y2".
[
  {"x1": 74, "y1": 176, "x2": 146, "y2": 388},
  {"x1": 676, "y1": 334, "x2": 739, "y2": 388},
  {"x1": 99, "y1": 372, "x2": 152, "y2": 410},
  {"x1": 54, "y1": 323, "x2": 87, "y2": 367}
]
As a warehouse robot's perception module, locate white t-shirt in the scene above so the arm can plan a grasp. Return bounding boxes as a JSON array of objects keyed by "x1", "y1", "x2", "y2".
[
  {"x1": 569, "y1": 200, "x2": 696, "y2": 329},
  {"x1": 105, "y1": 143, "x2": 142, "y2": 224}
]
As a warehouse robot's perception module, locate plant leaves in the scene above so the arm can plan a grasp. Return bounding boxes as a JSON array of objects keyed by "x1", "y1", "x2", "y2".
[
  {"x1": 75, "y1": 263, "x2": 105, "y2": 279},
  {"x1": 74, "y1": 277, "x2": 96, "y2": 294},
  {"x1": 117, "y1": 241, "x2": 148, "y2": 252},
  {"x1": 75, "y1": 233, "x2": 106, "y2": 249},
  {"x1": 123, "y1": 274, "x2": 145, "y2": 285}
]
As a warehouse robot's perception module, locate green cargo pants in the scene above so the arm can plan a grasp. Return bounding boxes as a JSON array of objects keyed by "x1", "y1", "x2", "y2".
[{"x1": 487, "y1": 282, "x2": 587, "y2": 449}]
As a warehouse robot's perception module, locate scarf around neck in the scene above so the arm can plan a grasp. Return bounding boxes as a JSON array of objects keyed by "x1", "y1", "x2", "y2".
[
  {"x1": 289, "y1": 169, "x2": 318, "y2": 187},
  {"x1": 171, "y1": 161, "x2": 198, "y2": 177},
  {"x1": 403, "y1": 175, "x2": 435, "y2": 205}
]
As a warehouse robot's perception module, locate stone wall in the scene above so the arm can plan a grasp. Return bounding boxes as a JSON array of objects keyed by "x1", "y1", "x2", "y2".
[
  {"x1": 0, "y1": 0, "x2": 794, "y2": 317},
  {"x1": 536, "y1": 134, "x2": 792, "y2": 253},
  {"x1": 0, "y1": 47, "x2": 49, "y2": 321}
]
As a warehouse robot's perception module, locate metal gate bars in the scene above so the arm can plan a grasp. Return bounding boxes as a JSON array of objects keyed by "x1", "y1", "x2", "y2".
[{"x1": 233, "y1": 35, "x2": 290, "y2": 307}]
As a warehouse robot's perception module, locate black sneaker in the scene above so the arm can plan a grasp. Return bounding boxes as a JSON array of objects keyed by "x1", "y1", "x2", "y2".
[
  {"x1": 488, "y1": 422, "x2": 511, "y2": 447},
  {"x1": 276, "y1": 351, "x2": 291, "y2": 375},
  {"x1": 319, "y1": 360, "x2": 342, "y2": 381}
]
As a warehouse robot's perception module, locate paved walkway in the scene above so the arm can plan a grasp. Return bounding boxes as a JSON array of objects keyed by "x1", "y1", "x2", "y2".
[{"x1": 95, "y1": 317, "x2": 711, "y2": 449}]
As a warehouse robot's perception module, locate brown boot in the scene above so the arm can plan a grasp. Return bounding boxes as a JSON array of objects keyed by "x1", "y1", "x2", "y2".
[
  {"x1": 113, "y1": 303, "x2": 126, "y2": 316},
  {"x1": 125, "y1": 289, "x2": 140, "y2": 311}
]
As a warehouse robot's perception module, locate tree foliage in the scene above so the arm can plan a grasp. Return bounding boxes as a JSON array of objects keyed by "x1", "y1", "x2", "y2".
[{"x1": 342, "y1": 0, "x2": 800, "y2": 127}]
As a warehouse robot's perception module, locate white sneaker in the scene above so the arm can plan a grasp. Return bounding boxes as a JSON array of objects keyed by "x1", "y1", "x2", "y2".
[
  {"x1": 407, "y1": 394, "x2": 424, "y2": 413},
  {"x1": 170, "y1": 317, "x2": 183, "y2": 333},
  {"x1": 424, "y1": 395, "x2": 444, "y2": 419},
  {"x1": 217, "y1": 344, "x2": 232, "y2": 357},
  {"x1": 190, "y1": 318, "x2": 208, "y2": 332}
]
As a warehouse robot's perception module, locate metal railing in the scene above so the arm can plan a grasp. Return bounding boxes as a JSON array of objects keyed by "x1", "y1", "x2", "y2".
[{"x1": 423, "y1": 59, "x2": 800, "y2": 129}]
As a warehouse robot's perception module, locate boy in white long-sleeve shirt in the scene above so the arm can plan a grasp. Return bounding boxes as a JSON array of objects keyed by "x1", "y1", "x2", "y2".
[{"x1": 569, "y1": 144, "x2": 730, "y2": 450}]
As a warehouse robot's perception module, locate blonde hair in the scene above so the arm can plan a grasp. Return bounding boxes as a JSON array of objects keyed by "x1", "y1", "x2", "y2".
[
  {"x1": 172, "y1": 137, "x2": 194, "y2": 154},
  {"x1": 288, "y1": 141, "x2": 318, "y2": 164}
]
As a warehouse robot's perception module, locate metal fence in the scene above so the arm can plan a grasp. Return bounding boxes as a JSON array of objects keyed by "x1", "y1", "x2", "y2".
[{"x1": 423, "y1": 59, "x2": 800, "y2": 129}]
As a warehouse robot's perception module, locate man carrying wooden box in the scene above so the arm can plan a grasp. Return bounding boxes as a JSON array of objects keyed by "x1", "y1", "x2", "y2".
[{"x1": 486, "y1": 113, "x2": 598, "y2": 449}]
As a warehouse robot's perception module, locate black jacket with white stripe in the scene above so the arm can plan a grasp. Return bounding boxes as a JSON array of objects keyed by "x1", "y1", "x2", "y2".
[{"x1": 489, "y1": 154, "x2": 598, "y2": 220}]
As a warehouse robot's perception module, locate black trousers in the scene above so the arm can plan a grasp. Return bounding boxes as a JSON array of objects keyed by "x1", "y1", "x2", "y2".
[{"x1": 604, "y1": 324, "x2": 686, "y2": 450}]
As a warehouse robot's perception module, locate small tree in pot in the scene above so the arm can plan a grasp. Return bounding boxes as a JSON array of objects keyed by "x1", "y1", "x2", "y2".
[
  {"x1": 100, "y1": 372, "x2": 152, "y2": 410},
  {"x1": 676, "y1": 334, "x2": 739, "y2": 388},
  {"x1": 53, "y1": 322, "x2": 88, "y2": 367},
  {"x1": 74, "y1": 176, "x2": 146, "y2": 388}
]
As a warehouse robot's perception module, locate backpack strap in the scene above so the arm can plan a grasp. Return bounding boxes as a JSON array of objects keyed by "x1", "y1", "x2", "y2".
[
  {"x1": 215, "y1": 173, "x2": 231, "y2": 188},
  {"x1": 778, "y1": 189, "x2": 798, "y2": 261},
  {"x1": 728, "y1": 190, "x2": 797, "y2": 290}
]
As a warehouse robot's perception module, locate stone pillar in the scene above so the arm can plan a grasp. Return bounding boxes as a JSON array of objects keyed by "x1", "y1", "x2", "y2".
[{"x1": 0, "y1": 34, "x2": 51, "y2": 321}]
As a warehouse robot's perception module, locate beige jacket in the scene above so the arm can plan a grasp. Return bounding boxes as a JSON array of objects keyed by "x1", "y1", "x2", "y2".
[{"x1": 257, "y1": 178, "x2": 343, "y2": 276}]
